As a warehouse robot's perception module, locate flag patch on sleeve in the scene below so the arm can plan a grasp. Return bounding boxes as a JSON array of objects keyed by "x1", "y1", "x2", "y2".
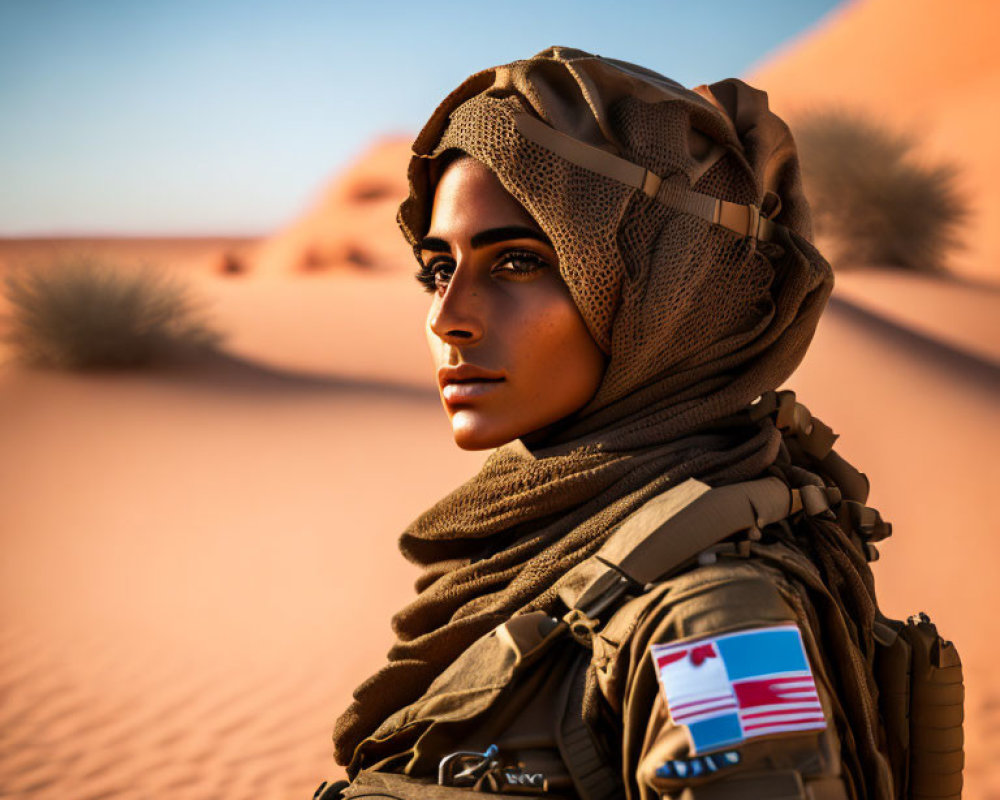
[{"x1": 649, "y1": 624, "x2": 826, "y2": 754}]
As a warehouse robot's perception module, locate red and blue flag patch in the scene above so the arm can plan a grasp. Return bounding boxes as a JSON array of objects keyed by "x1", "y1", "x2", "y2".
[{"x1": 650, "y1": 624, "x2": 826, "y2": 754}]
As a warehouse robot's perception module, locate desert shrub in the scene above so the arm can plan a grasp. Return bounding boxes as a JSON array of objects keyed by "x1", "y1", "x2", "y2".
[
  {"x1": 1, "y1": 259, "x2": 221, "y2": 369},
  {"x1": 793, "y1": 109, "x2": 968, "y2": 272}
]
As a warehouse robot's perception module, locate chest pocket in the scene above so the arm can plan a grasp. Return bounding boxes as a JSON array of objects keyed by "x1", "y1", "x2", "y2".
[{"x1": 351, "y1": 611, "x2": 568, "y2": 777}]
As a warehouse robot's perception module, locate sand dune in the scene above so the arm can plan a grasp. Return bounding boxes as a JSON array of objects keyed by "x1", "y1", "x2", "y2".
[
  {"x1": 247, "y1": 138, "x2": 414, "y2": 276},
  {"x1": 747, "y1": 0, "x2": 1000, "y2": 284}
]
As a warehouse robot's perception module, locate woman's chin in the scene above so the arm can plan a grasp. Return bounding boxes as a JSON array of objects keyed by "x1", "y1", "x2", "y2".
[
  {"x1": 448, "y1": 407, "x2": 579, "y2": 451},
  {"x1": 449, "y1": 411, "x2": 521, "y2": 451}
]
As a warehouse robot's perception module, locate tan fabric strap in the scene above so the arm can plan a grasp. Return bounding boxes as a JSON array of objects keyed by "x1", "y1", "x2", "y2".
[
  {"x1": 600, "y1": 477, "x2": 796, "y2": 585},
  {"x1": 513, "y1": 111, "x2": 649, "y2": 192},
  {"x1": 556, "y1": 476, "x2": 805, "y2": 621},
  {"x1": 513, "y1": 111, "x2": 775, "y2": 241}
]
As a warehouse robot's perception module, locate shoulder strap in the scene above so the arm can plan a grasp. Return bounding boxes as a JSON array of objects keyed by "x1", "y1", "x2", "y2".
[
  {"x1": 554, "y1": 475, "x2": 819, "y2": 641},
  {"x1": 555, "y1": 389, "x2": 897, "y2": 638}
]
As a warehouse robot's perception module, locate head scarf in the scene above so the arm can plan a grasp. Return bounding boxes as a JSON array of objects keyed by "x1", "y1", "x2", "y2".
[{"x1": 333, "y1": 46, "x2": 833, "y2": 770}]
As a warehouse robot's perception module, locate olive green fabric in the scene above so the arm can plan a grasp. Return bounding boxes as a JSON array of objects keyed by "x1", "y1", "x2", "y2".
[{"x1": 333, "y1": 45, "x2": 834, "y2": 773}]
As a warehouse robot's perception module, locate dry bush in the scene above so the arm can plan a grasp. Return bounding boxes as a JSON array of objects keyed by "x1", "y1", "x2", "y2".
[
  {"x1": 793, "y1": 109, "x2": 968, "y2": 272},
  {"x1": 1, "y1": 259, "x2": 222, "y2": 369}
]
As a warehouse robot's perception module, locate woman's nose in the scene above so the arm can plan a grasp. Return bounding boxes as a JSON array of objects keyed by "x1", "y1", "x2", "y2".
[{"x1": 427, "y1": 269, "x2": 485, "y2": 346}]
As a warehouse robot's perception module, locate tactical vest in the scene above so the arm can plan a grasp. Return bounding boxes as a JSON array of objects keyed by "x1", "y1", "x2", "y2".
[{"x1": 315, "y1": 391, "x2": 963, "y2": 800}]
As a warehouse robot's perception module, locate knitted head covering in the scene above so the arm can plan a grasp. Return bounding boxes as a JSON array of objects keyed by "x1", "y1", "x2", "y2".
[
  {"x1": 397, "y1": 45, "x2": 828, "y2": 432},
  {"x1": 334, "y1": 46, "x2": 833, "y2": 771}
]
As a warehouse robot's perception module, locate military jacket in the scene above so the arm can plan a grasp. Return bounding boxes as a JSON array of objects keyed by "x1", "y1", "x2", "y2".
[{"x1": 341, "y1": 541, "x2": 874, "y2": 800}]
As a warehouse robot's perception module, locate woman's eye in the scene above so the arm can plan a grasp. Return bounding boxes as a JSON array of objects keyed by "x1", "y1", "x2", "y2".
[
  {"x1": 416, "y1": 251, "x2": 548, "y2": 293},
  {"x1": 424, "y1": 260, "x2": 453, "y2": 293},
  {"x1": 415, "y1": 258, "x2": 454, "y2": 294},
  {"x1": 493, "y1": 251, "x2": 547, "y2": 277}
]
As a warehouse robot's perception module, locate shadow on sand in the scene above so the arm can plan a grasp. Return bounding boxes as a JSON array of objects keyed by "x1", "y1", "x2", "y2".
[
  {"x1": 826, "y1": 296, "x2": 1000, "y2": 393},
  {"x1": 0, "y1": 345, "x2": 440, "y2": 401},
  {"x1": 164, "y1": 347, "x2": 439, "y2": 399}
]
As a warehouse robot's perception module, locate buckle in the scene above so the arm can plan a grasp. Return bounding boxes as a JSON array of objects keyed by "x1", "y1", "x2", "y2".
[
  {"x1": 438, "y1": 744, "x2": 500, "y2": 787},
  {"x1": 714, "y1": 199, "x2": 762, "y2": 238}
]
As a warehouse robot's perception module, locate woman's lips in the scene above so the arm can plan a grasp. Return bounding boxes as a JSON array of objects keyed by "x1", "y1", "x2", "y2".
[
  {"x1": 438, "y1": 364, "x2": 506, "y2": 406},
  {"x1": 442, "y1": 378, "x2": 505, "y2": 404}
]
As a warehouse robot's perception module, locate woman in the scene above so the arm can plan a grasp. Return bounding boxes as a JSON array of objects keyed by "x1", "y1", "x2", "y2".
[{"x1": 317, "y1": 47, "x2": 960, "y2": 800}]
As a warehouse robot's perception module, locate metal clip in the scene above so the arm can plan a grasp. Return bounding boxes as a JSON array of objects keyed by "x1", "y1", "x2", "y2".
[
  {"x1": 562, "y1": 608, "x2": 600, "y2": 648},
  {"x1": 438, "y1": 744, "x2": 500, "y2": 787}
]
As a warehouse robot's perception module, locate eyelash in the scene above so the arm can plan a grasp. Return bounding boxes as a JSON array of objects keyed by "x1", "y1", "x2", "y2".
[{"x1": 414, "y1": 249, "x2": 548, "y2": 293}]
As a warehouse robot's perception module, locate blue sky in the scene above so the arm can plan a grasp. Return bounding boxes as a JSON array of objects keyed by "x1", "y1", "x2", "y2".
[{"x1": 0, "y1": 0, "x2": 842, "y2": 235}]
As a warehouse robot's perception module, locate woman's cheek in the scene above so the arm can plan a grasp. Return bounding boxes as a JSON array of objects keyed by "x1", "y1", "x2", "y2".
[{"x1": 503, "y1": 315, "x2": 596, "y2": 430}]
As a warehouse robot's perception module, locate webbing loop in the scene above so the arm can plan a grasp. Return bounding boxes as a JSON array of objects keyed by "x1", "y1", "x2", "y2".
[{"x1": 512, "y1": 111, "x2": 776, "y2": 241}]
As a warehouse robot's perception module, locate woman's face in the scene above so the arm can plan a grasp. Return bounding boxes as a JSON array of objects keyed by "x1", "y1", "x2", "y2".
[{"x1": 420, "y1": 156, "x2": 606, "y2": 450}]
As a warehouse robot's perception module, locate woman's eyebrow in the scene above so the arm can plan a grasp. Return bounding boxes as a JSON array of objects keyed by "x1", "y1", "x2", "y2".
[{"x1": 419, "y1": 225, "x2": 552, "y2": 253}]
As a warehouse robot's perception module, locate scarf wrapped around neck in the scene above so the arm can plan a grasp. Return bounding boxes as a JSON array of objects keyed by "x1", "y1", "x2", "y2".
[{"x1": 333, "y1": 46, "x2": 834, "y2": 768}]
